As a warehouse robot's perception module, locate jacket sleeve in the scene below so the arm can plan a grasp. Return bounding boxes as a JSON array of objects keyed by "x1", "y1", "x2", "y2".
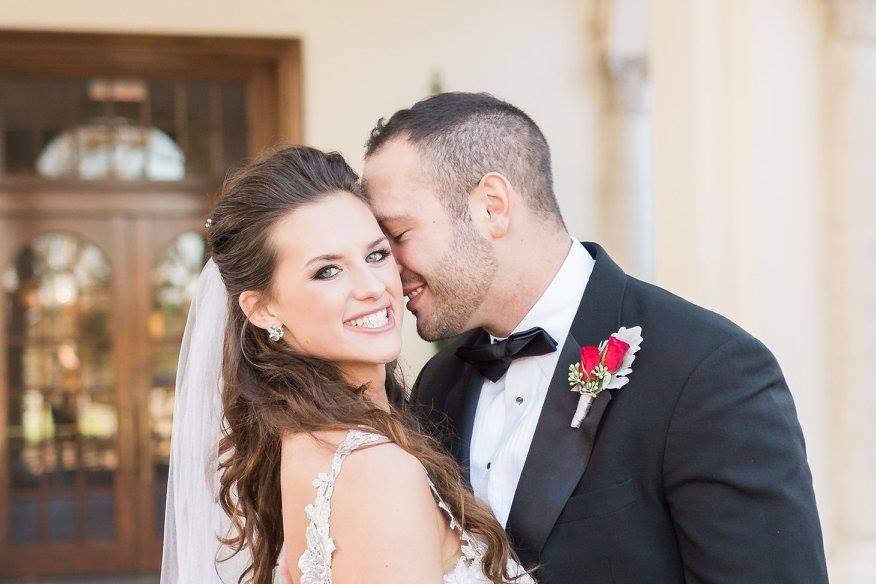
[{"x1": 663, "y1": 335, "x2": 828, "y2": 583}]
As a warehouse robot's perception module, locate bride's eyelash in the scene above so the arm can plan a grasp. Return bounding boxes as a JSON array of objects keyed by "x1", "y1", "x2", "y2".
[
  {"x1": 313, "y1": 265, "x2": 340, "y2": 280},
  {"x1": 367, "y1": 248, "x2": 392, "y2": 262},
  {"x1": 312, "y1": 248, "x2": 392, "y2": 281}
]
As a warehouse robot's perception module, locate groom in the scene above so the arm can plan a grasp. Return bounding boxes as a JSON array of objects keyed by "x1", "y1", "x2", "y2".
[{"x1": 362, "y1": 92, "x2": 828, "y2": 583}]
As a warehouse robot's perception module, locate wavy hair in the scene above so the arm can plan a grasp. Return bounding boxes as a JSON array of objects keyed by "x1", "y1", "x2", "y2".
[{"x1": 208, "y1": 145, "x2": 531, "y2": 583}]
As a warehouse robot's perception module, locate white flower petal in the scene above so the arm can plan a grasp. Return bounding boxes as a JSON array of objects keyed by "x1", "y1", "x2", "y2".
[{"x1": 606, "y1": 376, "x2": 630, "y2": 390}]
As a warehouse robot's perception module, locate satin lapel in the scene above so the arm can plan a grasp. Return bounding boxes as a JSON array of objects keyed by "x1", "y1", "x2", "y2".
[
  {"x1": 505, "y1": 241, "x2": 628, "y2": 567},
  {"x1": 443, "y1": 329, "x2": 488, "y2": 488}
]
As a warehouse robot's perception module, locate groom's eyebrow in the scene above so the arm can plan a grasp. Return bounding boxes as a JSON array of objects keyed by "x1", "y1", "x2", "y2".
[
  {"x1": 304, "y1": 237, "x2": 388, "y2": 267},
  {"x1": 375, "y1": 213, "x2": 414, "y2": 226}
]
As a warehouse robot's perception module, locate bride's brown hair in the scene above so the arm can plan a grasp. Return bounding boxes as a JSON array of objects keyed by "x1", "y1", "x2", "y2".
[{"x1": 208, "y1": 145, "x2": 531, "y2": 584}]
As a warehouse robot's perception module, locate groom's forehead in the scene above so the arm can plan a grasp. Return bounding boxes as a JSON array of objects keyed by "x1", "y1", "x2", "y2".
[
  {"x1": 364, "y1": 173, "x2": 437, "y2": 213},
  {"x1": 363, "y1": 137, "x2": 431, "y2": 185}
]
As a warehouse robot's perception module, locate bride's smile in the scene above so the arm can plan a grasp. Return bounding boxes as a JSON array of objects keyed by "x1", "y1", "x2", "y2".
[{"x1": 343, "y1": 305, "x2": 395, "y2": 331}]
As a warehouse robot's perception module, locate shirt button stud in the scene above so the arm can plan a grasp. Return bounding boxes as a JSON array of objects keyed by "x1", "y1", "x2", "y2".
[
  {"x1": 516, "y1": 396, "x2": 524, "y2": 405},
  {"x1": 487, "y1": 462, "x2": 492, "y2": 470}
]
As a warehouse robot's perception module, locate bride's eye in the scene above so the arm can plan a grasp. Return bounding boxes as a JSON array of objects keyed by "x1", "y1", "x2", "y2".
[
  {"x1": 313, "y1": 265, "x2": 341, "y2": 280},
  {"x1": 366, "y1": 249, "x2": 391, "y2": 263}
]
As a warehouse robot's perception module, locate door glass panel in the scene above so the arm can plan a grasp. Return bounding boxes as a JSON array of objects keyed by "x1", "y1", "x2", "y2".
[
  {"x1": 3, "y1": 233, "x2": 116, "y2": 545},
  {"x1": 149, "y1": 231, "x2": 207, "y2": 535},
  {"x1": 2, "y1": 76, "x2": 248, "y2": 180}
]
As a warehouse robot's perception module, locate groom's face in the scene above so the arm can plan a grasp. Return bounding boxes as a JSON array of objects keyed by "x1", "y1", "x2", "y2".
[{"x1": 363, "y1": 138, "x2": 498, "y2": 341}]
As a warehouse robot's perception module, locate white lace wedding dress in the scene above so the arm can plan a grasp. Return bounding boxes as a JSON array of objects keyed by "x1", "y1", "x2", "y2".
[{"x1": 296, "y1": 429, "x2": 535, "y2": 584}]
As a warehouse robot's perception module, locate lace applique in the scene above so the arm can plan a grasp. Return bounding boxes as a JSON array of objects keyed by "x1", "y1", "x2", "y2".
[
  {"x1": 297, "y1": 429, "x2": 383, "y2": 584},
  {"x1": 295, "y1": 429, "x2": 536, "y2": 584},
  {"x1": 425, "y1": 473, "x2": 536, "y2": 584},
  {"x1": 425, "y1": 473, "x2": 487, "y2": 569}
]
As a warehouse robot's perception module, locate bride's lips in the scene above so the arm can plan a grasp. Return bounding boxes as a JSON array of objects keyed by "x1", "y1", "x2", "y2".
[{"x1": 403, "y1": 284, "x2": 426, "y2": 312}]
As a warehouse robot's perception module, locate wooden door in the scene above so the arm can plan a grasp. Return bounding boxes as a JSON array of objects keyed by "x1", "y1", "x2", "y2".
[
  {"x1": 130, "y1": 215, "x2": 208, "y2": 570},
  {"x1": 0, "y1": 30, "x2": 300, "y2": 579},
  {"x1": 0, "y1": 197, "x2": 208, "y2": 578},
  {"x1": 0, "y1": 213, "x2": 138, "y2": 576}
]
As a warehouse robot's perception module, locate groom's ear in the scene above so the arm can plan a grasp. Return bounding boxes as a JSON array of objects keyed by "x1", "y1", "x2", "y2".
[
  {"x1": 471, "y1": 171, "x2": 512, "y2": 239},
  {"x1": 238, "y1": 290, "x2": 278, "y2": 330}
]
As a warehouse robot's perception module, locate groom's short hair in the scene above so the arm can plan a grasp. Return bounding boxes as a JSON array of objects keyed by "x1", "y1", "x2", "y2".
[{"x1": 365, "y1": 92, "x2": 565, "y2": 227}]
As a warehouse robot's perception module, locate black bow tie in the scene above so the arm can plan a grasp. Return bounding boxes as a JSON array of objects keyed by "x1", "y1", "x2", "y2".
[{"x1": 455, "y1": 326, "x2": 558, "y2": 382}]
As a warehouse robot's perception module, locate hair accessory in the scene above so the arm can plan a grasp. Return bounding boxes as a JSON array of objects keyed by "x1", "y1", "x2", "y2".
[{"x1": 204, "y1": 217, "x2": 213, "y2": 229}]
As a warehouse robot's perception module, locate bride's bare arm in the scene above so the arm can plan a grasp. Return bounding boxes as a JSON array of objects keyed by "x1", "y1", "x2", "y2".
[{"x1": 329, "y1": 442, "x2": 447, "y2": 583}]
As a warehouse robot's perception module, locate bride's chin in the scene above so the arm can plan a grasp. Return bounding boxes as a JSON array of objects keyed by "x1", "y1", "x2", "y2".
[
  {"x1": 342, "y1": 344, "x2": 403, "y2": 368},
  {"x1": 366, "y1": 347, "x2": 403, "y2": 364}
]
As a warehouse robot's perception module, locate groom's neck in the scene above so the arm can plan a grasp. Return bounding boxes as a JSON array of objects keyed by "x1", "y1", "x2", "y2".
[{"x1": 479, "y1": 225, "x2": 573, "y2": 338}]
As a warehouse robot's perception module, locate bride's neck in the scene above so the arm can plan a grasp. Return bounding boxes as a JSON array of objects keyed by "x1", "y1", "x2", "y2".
[{"x1": 341, "y1": 362, "x2": 390, "y2": 412}]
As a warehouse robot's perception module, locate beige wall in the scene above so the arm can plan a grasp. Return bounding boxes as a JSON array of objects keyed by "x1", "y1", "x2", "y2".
[
  {"x1": 0, "y1": 0, "x2": 603, "y2": 376},
  {"x1": 651, "y1": 1, "x2": 876, "y2": 579}
]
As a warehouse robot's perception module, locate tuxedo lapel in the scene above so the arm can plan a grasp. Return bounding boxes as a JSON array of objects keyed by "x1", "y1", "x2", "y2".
[
  {"x1": 442, "y1": 329, "x2": 489, "y2": 488},
  {"x1": 505, "y1": 242, "x2": 628, "y2": 567}
]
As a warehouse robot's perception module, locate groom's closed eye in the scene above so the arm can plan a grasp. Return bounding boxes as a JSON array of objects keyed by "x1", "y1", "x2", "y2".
[
  {"x1": 391, "y1": 229, "x2": 410, "y2": 242},
  {"x1": 377, "y1": 214, "x2": 416, "y2": 238}
]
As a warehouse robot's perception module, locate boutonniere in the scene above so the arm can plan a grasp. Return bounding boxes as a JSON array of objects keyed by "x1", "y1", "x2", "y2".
[{"x1": 568, "y1": 326, "x2": 643, "y2": 428}]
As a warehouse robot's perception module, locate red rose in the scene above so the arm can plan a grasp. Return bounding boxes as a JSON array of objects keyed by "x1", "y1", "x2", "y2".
[
  {"x1": 580, "y1": 346, "x2": 600, "y2": 376},
  {"x1": 603, "y1": 336, "x2": 630, "y2": 373}
]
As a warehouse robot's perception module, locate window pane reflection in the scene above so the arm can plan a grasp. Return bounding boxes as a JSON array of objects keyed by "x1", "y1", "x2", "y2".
[
  {"x1": 3, "y1": 76, "x2": 249, "y2": 180},
  {"x1": 150, "y1": 231, "x2": 207, "y2": 534},
  {"x1": 3, "y1": 233, "x2": 116, "y2": 544}
]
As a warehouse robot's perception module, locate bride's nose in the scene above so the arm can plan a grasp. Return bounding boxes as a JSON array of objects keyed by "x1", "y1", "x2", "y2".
[{"x1": 350, "y1": 264, "x2": 387, "y2": 300}]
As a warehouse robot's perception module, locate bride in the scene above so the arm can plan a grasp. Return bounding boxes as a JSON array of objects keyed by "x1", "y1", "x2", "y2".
[{"x1": 159, "y1": 145, "x2": 535, "y2": 583}]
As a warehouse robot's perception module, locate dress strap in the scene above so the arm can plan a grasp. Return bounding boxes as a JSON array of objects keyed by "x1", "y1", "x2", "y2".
[
  {"x1": 297, "y1": 429, "x2": 386, "y2": 584},
  {"x1": 424, "y1": 473, "x2": 486, "y2": 566}
]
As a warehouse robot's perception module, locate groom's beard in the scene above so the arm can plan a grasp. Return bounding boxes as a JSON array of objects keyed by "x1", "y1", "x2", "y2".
[{"x1": 413, "y1": 222, "x2": 497, "y2": 342}]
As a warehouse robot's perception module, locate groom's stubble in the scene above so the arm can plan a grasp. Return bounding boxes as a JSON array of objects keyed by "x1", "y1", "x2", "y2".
[{"x1": 410, "y1": 218, "x2": 498, "y2": 342}]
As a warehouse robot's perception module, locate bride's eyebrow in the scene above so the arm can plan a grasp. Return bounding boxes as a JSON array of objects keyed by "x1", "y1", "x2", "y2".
[
  {"x1": 304, "y1": 237, "x2": 388, "y2": 268},
  {"x1": 305, "y1": 252, "x2": 342, "y2": 268},
  {"x1": 367, "y1": 236, "x2": 389, "y2": 248}
]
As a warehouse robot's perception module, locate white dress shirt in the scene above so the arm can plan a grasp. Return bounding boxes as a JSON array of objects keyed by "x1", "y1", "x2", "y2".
[{"x1": 468, "y1": 239, "x2": 594, "y2": 527}]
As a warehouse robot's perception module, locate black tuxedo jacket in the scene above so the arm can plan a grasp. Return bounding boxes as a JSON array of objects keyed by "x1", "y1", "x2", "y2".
[{"x1": 412, "y1": 242, "x2": 827, "y2": 584}]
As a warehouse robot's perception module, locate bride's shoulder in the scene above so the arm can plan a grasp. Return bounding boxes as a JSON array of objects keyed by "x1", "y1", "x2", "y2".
[
  {"x1": 281, "y1": 429, "x2": 350, "y2": 457},
  {"x1": 330, "y1": 440, "x2": 439, "y2": 531},
  {"x1": 330, "y1": 440, "x2": 444, "y2": 561},
  {"x1": 280, "y1": 429, "x2": 422, "y2": 486},
  {"x1": 282, "y1": 430, "x2": 447, "y2": 579},
  {"x1": 336, "y1": 437, "x2": 423, "y2": 486},
  {"x1": 280, "y1": 430, "x2": 351, "y2": 482}
]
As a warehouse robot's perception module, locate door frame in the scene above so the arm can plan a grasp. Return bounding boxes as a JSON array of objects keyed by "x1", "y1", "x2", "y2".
[{"x1": 0, "y1": 29, "x2": 302, "y2": 164}]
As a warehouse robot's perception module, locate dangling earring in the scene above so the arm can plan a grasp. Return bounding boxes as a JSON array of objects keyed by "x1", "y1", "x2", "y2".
[{"x1": 267, "y1": 324, "x2": 284, "y2": 342}]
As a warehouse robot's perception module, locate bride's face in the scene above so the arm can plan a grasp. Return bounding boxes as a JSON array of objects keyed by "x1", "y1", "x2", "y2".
[{"x1": 245, "y1": 192, "x2": 403, "y2": 369}]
